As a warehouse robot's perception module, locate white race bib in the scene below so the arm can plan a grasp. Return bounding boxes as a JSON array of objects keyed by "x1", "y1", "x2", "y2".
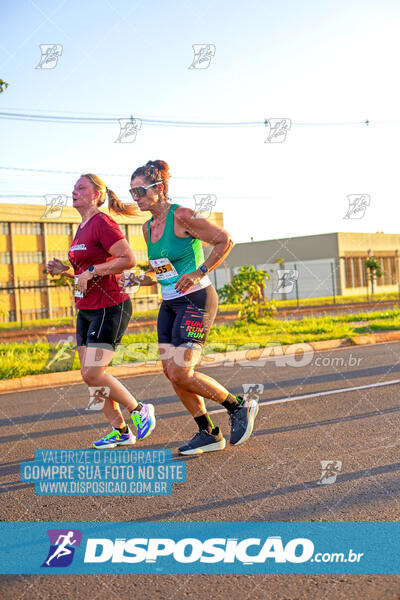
[
  {"x1": 74, "y1": 276, "x2": 84, "y2": 298},
  {"x1": 150, "y1": 258, "x2": 178, "y2": 281}
]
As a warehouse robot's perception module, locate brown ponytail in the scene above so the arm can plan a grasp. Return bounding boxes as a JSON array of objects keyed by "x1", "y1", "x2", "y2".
[
  {"x1": 130, "y1": 160, "x2": 171, "y2": 200},
  {"x1": 81, "y1": 173, "x2": 137, "y2": 216}
]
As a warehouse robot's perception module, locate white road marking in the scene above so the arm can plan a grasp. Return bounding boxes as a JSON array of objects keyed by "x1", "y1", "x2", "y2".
[{"x1": 208, "y1": 378, "x2": 400, "y2": 415}]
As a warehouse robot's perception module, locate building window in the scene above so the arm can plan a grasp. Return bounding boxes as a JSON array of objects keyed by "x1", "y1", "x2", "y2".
[
  {"x1": 14, "y1": 222, "x2": 42, "y2": 235},
  {"x1": 128, "y1": 224, "x2": 142, "y2": 237},
  {"x1": 15, "y1": 251, "x2": 44, "y2": 264},
  {"x1": 352, "y1": 258, "x2": 360, "y2": 288},
  {"x1": 49, "y1": 250, "x2": 69, "y2": 261},
  {"x1": 0, "y1": 252, "x2": 11, "y2": 264},
  {"x1": 365, "y1": 256, "x2": 397, "y2": 287},
  {"x1": 0, "y1": 282, "x2": 13, "y2": 294},
  {"x1": 119, "y1": 224, "x2": 127, "y2": 237},
  {"x1": 52, "y1": 306, "x2": 75, "y2": 318},
  {"x1": 346, "y1": 257, "x2": 366, "y2": 288},
  {"x1": 134, "y1": 249, "x2": 148, "y2": 265},
  {"x1": 47, "y1": 223, "x2": 72, "y2": 235},
  {"x1": 381, "y1": 257, "x2": 396, "y2": 285},
  {"x1": 18, "y1": 280, "x2": 47, "y2": 290},
  {"x1": 21, "y1": 307, "x2": 48, "y2": 320},
  {"x1": 0, "y1": 223, "x2": 10, "y2": 234},
  {"x1": 360, "y1": 258, "x2": 367, "y2": 286},
  {"x1": 346, "y1": 256, "x2": 398, "y2": 288},
  {"x1": 344, "y1": 258, "x2": 354, "y2": 288}
]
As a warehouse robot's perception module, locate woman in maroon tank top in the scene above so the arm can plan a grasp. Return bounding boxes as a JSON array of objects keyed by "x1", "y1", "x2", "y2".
[{"x1": 46, "y1": 174, "x2": 156, "y2": 449}]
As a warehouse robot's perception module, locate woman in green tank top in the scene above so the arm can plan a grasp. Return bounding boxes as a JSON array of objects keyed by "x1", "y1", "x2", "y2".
[{"x1": 120, "y1": 160, "x2": 259, "y2": 455}]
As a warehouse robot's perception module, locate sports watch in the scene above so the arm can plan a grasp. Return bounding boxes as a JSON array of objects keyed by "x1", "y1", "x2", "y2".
[
  {"x1": 88, "y1": 265, "x2": 96, "y2": 275},
  {"x1": 198, "y1": 264, "x2": 209, "y2": 275}
]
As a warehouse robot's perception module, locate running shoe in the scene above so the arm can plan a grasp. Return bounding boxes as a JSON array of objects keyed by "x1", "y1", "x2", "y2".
[
  {"x1": 131, "y1": 403, "x2": 156, "y2": 440},
  {"x1": 92, "y1": 427, "x2": 136, "y2": 449},
  {"x1": 229, "y1": 397, "x2": 259, "y2": 445},
  {"x1": 178, "y1": 427, "x2": 226, "y2": 455}
]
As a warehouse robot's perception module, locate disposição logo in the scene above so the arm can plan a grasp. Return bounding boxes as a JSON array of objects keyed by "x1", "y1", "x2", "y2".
[{"x1": 42, "y1": 529, "x2": 82, "y2": 568}]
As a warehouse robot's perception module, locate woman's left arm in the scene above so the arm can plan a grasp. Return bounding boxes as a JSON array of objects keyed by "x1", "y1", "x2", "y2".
[{"x1": 174, "y1": 207, "x2": 234, "y2": 294}]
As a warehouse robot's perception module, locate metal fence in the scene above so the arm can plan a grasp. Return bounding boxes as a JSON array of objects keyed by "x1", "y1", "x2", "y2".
[
  {"x1": 0, "y1": 281, "x2": 160, "y2": 325},
  {"x1": 209, "y1": 259, "x2": 339, "y2": 304}
]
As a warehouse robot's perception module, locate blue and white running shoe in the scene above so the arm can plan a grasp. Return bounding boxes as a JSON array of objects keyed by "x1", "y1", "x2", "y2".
[
  {"x1": 93, "y1": 427, "x2": 136, "y2": 449},
  {"x1": 229, "y1": 398, "x2": 259, "y2": 445},
  {"x1": 131, "y1": 403, "x2": 156, "y2": 440}
]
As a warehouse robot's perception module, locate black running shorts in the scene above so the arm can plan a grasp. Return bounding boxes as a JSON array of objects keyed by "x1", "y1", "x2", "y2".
[
  {"x1": 157, "y1": 286, "x2": 218, "y2": 347},
  {"x1": 76, "y1": 298, "x2": 132, "y2": 350}
]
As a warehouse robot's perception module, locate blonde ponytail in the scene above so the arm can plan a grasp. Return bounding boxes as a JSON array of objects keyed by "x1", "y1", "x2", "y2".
[
  {"x1": 106, "y1": 187, "x2": 137, "y2": 216},
  {"x1": 81, "y1": 173, "x2": 137, "y2": 216}
]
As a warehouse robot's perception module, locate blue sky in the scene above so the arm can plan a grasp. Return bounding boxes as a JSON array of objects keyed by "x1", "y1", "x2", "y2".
[{"x1": 0, "y1": 0, "x2": 399, "y2": 242}]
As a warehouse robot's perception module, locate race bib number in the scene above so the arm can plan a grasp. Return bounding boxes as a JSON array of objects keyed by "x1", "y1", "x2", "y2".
[
  {"x1": 150, "y1": 258, "x2": 178, "y2": 281},
  {"x1": 74, "y1": 276, "x2": 84, "y2": 298}
]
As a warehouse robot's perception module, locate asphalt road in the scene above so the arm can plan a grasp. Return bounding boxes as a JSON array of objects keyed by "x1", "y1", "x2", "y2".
[{"x1": 0, "y1": 341, "x2": 400, "y2": 599}]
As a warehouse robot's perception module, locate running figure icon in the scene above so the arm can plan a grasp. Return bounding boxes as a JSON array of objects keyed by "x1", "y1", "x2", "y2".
[{"x1": 46, "y1": 531, "x2": 77, "y2": 565}]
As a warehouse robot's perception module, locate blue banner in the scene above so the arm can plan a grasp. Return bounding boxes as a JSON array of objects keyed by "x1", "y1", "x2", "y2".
[{"x1": 0, "y1": 522, "x2": 398, "y2": 574}]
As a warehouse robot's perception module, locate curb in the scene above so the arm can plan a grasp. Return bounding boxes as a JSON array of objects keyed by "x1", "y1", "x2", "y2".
[
  {"x1": 350, "y1": 330, "x2": 400, "y2": 345},
  {"x1": 0, "y1": 363, "x2": 164, "y2": 394},
  {"x1": 1, "y1": 331, "x2": 400, "y2": 395}
]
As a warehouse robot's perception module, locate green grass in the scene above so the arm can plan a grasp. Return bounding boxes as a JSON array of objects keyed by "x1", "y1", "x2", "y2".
[
  {"x1": 1, "y1": 309, "x2": 400, "y2": 380},
  {"x1": 1, "y1": 292, "x2": 398, "y2": 332},
  {"x1": 0, "y1": 316, "x2": 75, "y2": 330},
  {"x1": 273, "y1": 291, "x2": 400, "y2": 308}
]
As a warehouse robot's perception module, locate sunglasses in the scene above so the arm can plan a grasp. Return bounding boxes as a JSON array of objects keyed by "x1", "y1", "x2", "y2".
[{"x1": 129, "y1": 181, "x2": 162, "y2": 199}]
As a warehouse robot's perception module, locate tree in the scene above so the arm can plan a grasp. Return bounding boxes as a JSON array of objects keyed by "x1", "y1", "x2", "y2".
[
  {"x1": 218, "y1": 265, "x2": 274, "y2": 323},
  {"x1": 0, "y1": 79, "x2": 8, "y2": 93},
  {"x1": 365, "y1": 256, "x2": 383, "y2": 300}
]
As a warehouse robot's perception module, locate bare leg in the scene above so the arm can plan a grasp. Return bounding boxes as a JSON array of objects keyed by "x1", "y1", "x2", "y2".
[
  {"x1": 171, "y1": 382, "x2": 206, "y2": 417},
  {"x1": 159, "y1": 343, "x2": 207, "y2": 417},
  {"x1": 78, "y1": 346, "x2": 137, "y2": 428},
  {"x1": 102, "y1": 399, "x2": 126, "y2": 429},
  {"x1": 167, "y1": 346, "x2": 231, "y2": 403},
  {"x1": 160, "y1": 344, "x2": 233, "y2": 419}
]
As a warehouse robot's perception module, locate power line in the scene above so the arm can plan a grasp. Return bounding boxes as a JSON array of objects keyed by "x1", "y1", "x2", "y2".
[
  {"x1": 0, "y1": 110, "x2": 393, "y2": 128},
  {"x1": 0, "y1": 111, "x2": 261, "y2": 128},
  {"x1": 0, "y1": 166, "x2": 234, "y2": 180}
]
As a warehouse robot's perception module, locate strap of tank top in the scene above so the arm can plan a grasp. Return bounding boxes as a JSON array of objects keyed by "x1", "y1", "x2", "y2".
[
  {"x1": 147, "y1": 217, "x2": 153, "y2": 245},
  {"x1": 165, "y1": 204, "x2": 178, "y2": 237}
]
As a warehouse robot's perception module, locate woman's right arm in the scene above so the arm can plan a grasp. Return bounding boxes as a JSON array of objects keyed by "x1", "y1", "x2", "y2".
[{"x1": 119, "y1": 222, "x2": 157, "y2": 287}]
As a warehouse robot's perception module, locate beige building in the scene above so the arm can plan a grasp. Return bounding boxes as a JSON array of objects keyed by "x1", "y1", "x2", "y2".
[
  {"x1": 0, "y1": 203, "x2": 224, "y2": 323},
  {"x1": 208, "y1": 232, "x2": 400, "y2": 299}
]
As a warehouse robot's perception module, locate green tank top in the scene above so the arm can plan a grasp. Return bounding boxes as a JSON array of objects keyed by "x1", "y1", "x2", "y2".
[{"x1": 147, "y1": 204, "x2": 211, "y2": 300}]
